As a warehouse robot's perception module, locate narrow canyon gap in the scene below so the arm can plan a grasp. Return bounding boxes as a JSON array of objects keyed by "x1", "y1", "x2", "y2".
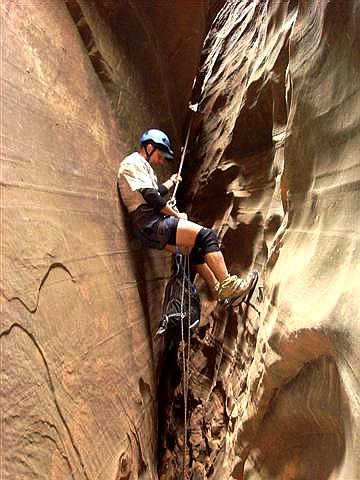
[{"x1": 1, "y1": 1, "x2": 359, "y2": 480}]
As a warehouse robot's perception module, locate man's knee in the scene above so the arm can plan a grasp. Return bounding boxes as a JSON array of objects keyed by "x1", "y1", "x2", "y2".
[{"x1": 194, "y1": 227, "x2": 220, "y2": 255}]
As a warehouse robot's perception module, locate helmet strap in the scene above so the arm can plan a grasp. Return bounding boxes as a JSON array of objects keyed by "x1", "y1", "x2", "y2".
[{"x1": 144, "y1": 143, "x2": 156, "y2": 162}]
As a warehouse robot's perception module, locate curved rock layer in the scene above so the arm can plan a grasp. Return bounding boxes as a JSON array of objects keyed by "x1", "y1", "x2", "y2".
[
  {"x1": 1, "y1": 1, "x2": 211, "y2": 479},
  {"x1": 159, "y1": 1, "x2": 360, "y2": 479},
  {"x1": 65, "y1": 0, "x2": 211, "y2": 151},
  {"x1": 2, "y1": 0, "x2": 360, "y2": 479}
]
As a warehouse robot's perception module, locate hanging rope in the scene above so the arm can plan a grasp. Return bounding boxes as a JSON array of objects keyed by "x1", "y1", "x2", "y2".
[
  {"x1": 171, "y1": 104, "x2": 198, "y2": 478},
  {"x1": 170, "y1": 119, "x2": 192, "y2": 208},
  {"x1": 178, "y1": 249, "x2": 194, "y2": 480},
  {"x1": 179, "y1": 252, "x2": 187, "y2": 478},
  {"x1": 186, "y1": 253, "x2": 191, "y2": 380},
  {"x1": 169, "y1": 104, "x2": 197, "y2": 209}
]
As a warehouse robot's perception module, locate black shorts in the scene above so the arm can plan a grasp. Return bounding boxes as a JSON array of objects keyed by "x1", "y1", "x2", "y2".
[{"x1": 130, "y1": 205, "x2": 179, "y2": 250}]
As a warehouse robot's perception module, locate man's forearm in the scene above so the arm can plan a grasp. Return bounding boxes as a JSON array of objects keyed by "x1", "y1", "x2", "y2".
[
  {"x1": 162, "y1": 178, "x2": 175, "y2": 191},
  {"x1": 160, "y1": 203, "x2": 181, "y2": 218}
]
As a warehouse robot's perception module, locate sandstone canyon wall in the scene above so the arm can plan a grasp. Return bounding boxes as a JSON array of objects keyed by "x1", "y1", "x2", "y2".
[
  {"x1": 1, "y1": 1, "x2": 209, "y2": 479},
  {"x1": 158, "y1": 1, "x2": 360, "y2": 479},
  {"x1": 2, "y1": 1, "x2": 360, "y2": 480}
]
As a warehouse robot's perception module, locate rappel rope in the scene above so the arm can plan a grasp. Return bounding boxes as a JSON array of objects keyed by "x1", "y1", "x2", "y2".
[
  {"x1": 186, "y1": 253, "x2": 191, "y2": 376},
  {"x1": 170, "y1": 106, "x2": 259, "y2": 479},
  {"x1": 170, "y1": 106, "x2": 196, "y2": 478},
  {"x1": 168, "y1": 109, "x2": 194, "y2": 210},
  {"x1": 179, "y1": 254, "x2": 187, "y2": 478},
  {"x1": 179, "y1": 250, "x2": 192, "y2": 479}
]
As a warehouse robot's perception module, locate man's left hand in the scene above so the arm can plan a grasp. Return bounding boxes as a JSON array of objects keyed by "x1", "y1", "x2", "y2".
[{"x1": 170, "y1": 173, "x2": 182, "y2": 184}]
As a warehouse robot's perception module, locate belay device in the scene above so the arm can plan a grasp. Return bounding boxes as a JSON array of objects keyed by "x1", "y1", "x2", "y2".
[{"x1": 155, "y1": 250, "x2": 200, "y2": 337}]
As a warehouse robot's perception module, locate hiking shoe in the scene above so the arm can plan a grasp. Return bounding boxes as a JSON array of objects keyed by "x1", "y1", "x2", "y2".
[{"x1": 215, "y1": 273, "x2": 255, "y2": 303}]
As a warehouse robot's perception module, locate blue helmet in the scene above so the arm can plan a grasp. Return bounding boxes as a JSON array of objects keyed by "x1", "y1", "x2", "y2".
[{"x1": 140, "y1": 129, "x2": 174, "y2": 159}]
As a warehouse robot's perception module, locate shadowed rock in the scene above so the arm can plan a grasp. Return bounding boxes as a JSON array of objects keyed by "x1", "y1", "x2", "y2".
[
  {"x1": 158, "y1": 1, "x2": 360, "y2": 479},
  {"x1": 2, "y1": 0, "x2": 359, "y2": 479}
]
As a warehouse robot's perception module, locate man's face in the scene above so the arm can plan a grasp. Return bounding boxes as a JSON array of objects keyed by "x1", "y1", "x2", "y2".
[{"x1": 149, "y1": 147, "x2": 166, "y2": 167}]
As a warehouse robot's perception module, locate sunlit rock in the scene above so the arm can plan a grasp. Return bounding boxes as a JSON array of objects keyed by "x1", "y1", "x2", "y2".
[
  {"x1": 159, "y1": 1, "x2": 360, "y2": 479},
  {"x1": 2, "y1": 0, "x2": 359, "y2": 479}
]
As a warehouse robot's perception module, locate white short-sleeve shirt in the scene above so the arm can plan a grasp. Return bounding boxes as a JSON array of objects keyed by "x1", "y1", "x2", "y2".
[{"x1": 117, "y1": 152, "x2": 159, "y2": 212}]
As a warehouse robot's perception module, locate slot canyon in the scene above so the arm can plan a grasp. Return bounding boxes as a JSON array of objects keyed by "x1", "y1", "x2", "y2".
[{"x1": 1, "y1": 1, "x2": 359, "y2": 479}]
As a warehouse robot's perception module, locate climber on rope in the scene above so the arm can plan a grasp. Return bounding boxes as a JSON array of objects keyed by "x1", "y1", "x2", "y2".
[{"x1": 117, "y1": 128, "x2": 257, "y2": 305}]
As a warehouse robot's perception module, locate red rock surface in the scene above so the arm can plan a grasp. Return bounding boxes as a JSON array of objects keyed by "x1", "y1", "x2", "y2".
[
  {"x1": 2, "y1": 0, "x2": 359, "y2": 479},
  {"x1": 158, "y1": 1, "x2": 360, "y2": 479},
  {"x1": 1, "y1": 1, "x2": 211, "y2": 478}
]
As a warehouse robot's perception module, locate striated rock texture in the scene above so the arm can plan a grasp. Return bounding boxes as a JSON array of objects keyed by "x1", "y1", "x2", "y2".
[
  {"x1": 2, "y1": 0, "x2": 359, "y2": 479},
  {"x1": 1, "y1": 0, "x2": 212, "y2": 479},
  {"x1": 159, "y1": 1, "x2": 360, "y2": 479}
]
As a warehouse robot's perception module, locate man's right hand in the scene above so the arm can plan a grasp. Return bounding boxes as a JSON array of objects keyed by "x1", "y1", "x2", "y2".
[{"x1": 161, "y1": 203, "x2": 188, "y2": 220}]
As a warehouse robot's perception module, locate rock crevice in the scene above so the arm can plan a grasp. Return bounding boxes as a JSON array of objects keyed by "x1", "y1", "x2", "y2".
[{"x1": 2, "y1": 0, "x2": 359, "y2": 479}]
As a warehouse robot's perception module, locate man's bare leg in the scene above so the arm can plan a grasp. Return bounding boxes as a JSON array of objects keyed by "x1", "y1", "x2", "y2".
[
  {"x1": 193, "y1": 263, "x2": 218, "y2": 290},
  {"x1": 175, "y1": 219, "x2": 228, "y2": 283},
  {"x1": 204, "y1": 251, "x2": 228, "y2": 282},
  {"x1": 166, "y1": 244, "x2": 218, "y2": 296},
  {"x1": 169, "y1": 220, "x2": 254, "y2": 302},
  {"x1": 175, "y1": 219, "x2": 202, "y2": 247}
]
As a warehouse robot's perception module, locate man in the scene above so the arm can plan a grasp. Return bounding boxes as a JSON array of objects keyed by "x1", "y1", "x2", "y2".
[{"x1": 117, "y1": 128, "x2": 256, "y2": 302}]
